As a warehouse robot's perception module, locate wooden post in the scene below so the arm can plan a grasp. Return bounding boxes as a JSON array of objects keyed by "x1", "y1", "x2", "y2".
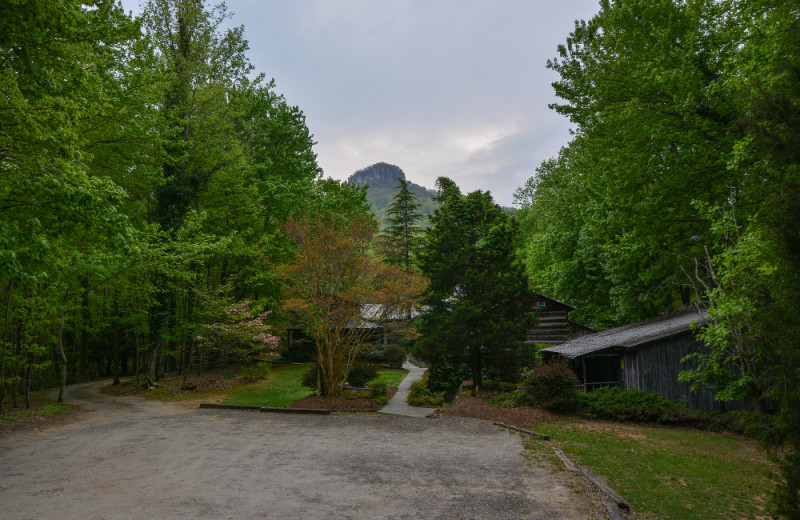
[{"x1": 582, "y1": 358, "x2": 587, "y2": 392}]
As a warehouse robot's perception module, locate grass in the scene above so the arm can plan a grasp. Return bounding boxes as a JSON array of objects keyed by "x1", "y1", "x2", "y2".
[
  {"x1": 223, "y1": 364, "x2": 313, "y2": 407},
  {"x1": 221, "y1": 365, "x2": 407, "y2": 407},
  {"x1": 527, "y1": 419, "x2": 776, "y2": 520},
  {"x1": 1, "y1": 402, "x2": 72, "y2": 423},
  {"x1": 371, "y1": 369, "x2": 408, "y2": 388}
]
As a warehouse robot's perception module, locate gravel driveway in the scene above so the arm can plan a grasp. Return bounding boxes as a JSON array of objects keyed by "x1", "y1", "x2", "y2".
[{"x1": 0, "y1": 381, "x2": 604, "y2": 519}]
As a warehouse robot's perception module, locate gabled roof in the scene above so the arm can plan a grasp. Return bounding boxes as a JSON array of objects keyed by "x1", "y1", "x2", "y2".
[
  {"x1": 530, "y1": 293, "x2": 575, "y2": 311},
  {"x1": 541, "y1": 308, "x2": 710, "y2": 359}
]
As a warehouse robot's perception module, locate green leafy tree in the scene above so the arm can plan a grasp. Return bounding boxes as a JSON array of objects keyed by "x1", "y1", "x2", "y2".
[
  {"x1": 523, "y1": 0, "x2": 800, "y2": 514},
  {"x1": 517, "y1": 0, "x2": 740, "y2": 326},
  {"x1": 381, "y1": 178, "x2": 423, "y2": 272},
  {"x1": 0, "y1": 0, "x2": 150, "y2": 408},
  {"x1": 140, "y1": 0, "x2": 256, "y2": 382},
  {"x1": 416, "y1": 178, "x2": 532, "y2": 389}
]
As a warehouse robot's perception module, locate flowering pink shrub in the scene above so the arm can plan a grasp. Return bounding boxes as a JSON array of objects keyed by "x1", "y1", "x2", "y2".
[{"x1": 198, "y1": 300, "x2": 280, "y2": 357}]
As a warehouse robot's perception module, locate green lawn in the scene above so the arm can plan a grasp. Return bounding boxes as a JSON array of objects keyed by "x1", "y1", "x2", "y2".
[
  {"x1": 223, "y1": 364, "x2": 313, "y2": 407},
  {"x1": 528, "y1": 420, "x2": 776, "y2": 520},
  {"x1": 221, "y1": 365, "x2": 406, "y2": 407},
  {"x1": 1, "y1": 403, "x2": 71, "y2": 423},
  {"x1": 371, "y1": 369, "x2": 408, "y2": 388}
]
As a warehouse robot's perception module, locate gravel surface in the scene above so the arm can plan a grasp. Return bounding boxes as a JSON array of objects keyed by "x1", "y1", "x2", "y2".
[{"x1": 0, "y1": 380, "x2": 608, "y2": 519}]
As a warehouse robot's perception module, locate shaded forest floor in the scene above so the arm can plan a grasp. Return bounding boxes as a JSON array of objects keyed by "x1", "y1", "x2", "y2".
[{"x1": 0, "y1": 393, "x2": 84, "y2": 439}]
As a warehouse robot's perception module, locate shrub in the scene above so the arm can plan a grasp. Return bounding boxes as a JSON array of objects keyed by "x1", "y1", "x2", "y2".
[
  {"x1": 382, "y1": 344, "x2": 407, "y2": 368},
  {"x1": 428, "y1": 361, "x2": 463, "y2": 401},
  {"x1": 241, "y1": 362, "x2": 271, "y2": 382},
  {"x1": 580, "y1": 386, "x2": 689, "y2": 423},
  {"x1": 370, "y1": 381, "x2": 389, "y2": 405},
  {"x1": 407, "y1": 375, "x2": 446, "y2": 407},
  {"x1": 300, "y1": 363, "x2": 325, "y2": 393},
  {"x1": 357, "y1": 346, "x2": 384, "y2": 364},
  {"x1": 520, "y1": 360, "x2": 580, "y2": 411},
  {"x1": 347, "y1": 362, "x2": 379, "y2": 387},
  {"x1": 484, "y1": 388, "x2": 527, "y2": 408},
  {"x1": 580, "y1": 387, "x2": 776, "y2": 433}
]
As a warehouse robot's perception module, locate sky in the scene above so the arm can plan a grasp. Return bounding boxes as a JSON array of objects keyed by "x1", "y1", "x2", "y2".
[{"x1": 120, "y1": 0, "x2": 601, "y2": 206}]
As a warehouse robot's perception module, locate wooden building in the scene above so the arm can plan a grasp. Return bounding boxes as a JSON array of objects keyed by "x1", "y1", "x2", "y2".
[
  {"x1": 524, "y1": 294, "x2": 595, "y2": 345},
  {"x1": 541, "y1": 308, "x2": 757, "y2": 410}
]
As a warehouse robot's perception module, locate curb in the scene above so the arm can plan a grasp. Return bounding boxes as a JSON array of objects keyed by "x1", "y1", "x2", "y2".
[
  {"x1": 199, "y1": 403, "x2": 331, "y2": 415},
  {"x1": 552, "y1": 447, "x2": 630, "y2": 518},
  {"x1": 493, "y1": 421, "x2": 550, "y2": 440}
]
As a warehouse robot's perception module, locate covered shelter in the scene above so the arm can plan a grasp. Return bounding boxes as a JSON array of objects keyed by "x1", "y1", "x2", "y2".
[{"x1": 541, "y1": 308, "x2": 753, "y2": 410}]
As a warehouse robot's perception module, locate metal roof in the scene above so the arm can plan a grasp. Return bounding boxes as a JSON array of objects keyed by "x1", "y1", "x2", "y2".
[{"x1": 541, "y1": 308, "x2": 710, "y2": 359}]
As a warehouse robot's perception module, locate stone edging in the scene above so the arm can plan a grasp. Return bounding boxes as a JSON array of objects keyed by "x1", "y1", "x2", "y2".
[
  {"x1": 492, "y1": 421, "x2": 629, "y2": 519},
  {"x1": 199, "y1": 403, "x2": 331, "y2": 415}
]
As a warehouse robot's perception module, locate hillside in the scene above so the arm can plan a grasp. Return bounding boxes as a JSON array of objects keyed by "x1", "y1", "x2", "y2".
[{"x1": 346, "y1": 162, "x2": 438, "y2": 223}]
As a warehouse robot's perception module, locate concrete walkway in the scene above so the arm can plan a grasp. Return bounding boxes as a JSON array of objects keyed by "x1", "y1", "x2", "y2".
[{"x1": 379, "y1": 361, "x2": 434, "y2": 417}]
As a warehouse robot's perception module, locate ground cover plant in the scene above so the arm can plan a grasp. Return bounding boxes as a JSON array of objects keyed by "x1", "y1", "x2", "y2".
[
  {"x1": 225, "y1": 363, "x2": 406, "y2": 409},
  {"x1": 527, "y1": 420, "x2": 776, "y2": 520},
  {"x1": 407, "y1": 374, "x2": 446, "y2": 407},
  {"x1": 223, "y1": 364, "x2": 313, "y2": 408},
  {"x1": 1, "y1": 402, "x2": 71, "y2": 424},
  {"x1": 370, "y1": 369, "x2": 407, "y2": 389}
]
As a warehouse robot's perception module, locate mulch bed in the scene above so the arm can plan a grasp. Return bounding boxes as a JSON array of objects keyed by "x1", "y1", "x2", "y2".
[
  {"x1": 290, "y1": 388, "x2": 398, "y2": 411},
  {"x1": 435, "y1": 392, "x2": 559, "y2": 430}
]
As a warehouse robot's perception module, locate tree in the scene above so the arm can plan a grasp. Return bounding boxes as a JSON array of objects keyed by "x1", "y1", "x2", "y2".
[
  {"x1": 380, "y1": 178, "x2": 423, "y2": 272},
  {"x1": 279, "y1": 214, "x2": 426, "y2": 396},
  {"x1": 524, "y1": 0, "x2": 800, "y2": 515},
  {"x1": 140, "y1": 0, "x2": 256, "y2": 383},
  {"x1": 416, "y1": 177, "x2": 532, "y2": 389},
  {"x1": 0, "y1": 0, "x2": 149, "y2": 409},
  {"x1": 517, "y1": 0, "x2": 740, "y2": 326}
]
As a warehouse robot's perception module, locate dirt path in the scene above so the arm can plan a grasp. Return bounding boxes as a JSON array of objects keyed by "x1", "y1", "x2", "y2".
[{"x1": 0, "y1": 381, "x2": 607, "y2": 519}]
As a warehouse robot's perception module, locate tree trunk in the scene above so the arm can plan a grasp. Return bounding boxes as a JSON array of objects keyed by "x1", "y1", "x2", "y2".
[
  {"x1": 0, "y1": 279, "x2": 13, "y2": 417},
  {"x1": 470, "y1": 343, "x2": 482, "y2": 395},
  {"x1": 78, "y1": 276, "x2": 90, "y2": 382},
  {"x1": 24, "y1": 361, "x2": 31, "y2": 410},
  {"x1": 135, "y1": 332, "x2": 140, "y2": 386},
  {"x1": 112, "y1": 292, "x2": 121, "y2": 385},
  {"x1": 57, "y1": 290, "x2": 70, "y2": 403}
]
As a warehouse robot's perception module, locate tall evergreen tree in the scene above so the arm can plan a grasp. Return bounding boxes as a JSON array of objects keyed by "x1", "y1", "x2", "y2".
[
  {"x1": 415, "y1": 178, "x2": 531, "y2": 389},
  {"x1": 381, "y1": 178, "x2": 423, "y2": 272}
]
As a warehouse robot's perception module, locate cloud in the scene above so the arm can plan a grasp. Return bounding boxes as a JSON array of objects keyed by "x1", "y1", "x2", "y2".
[{"x1": 120, "y1": 0, "x2": 600, "y2": 205}]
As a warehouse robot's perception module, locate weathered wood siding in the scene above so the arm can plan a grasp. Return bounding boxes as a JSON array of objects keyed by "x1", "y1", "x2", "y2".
[{"x1": 624, "y1": 332, "x2": 756, "y2": 410}]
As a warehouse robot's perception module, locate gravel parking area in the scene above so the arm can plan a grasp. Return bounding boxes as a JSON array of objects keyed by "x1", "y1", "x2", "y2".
[{"x1": 0, "y1": 381, "x2": 607, "y2": 519}]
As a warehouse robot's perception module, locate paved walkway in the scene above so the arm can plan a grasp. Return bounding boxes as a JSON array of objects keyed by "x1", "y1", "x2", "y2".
[{"x1": 379, "y1": 360, "x2": 434, "y2": 417}]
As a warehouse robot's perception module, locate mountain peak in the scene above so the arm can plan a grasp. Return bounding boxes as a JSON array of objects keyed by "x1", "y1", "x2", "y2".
[{"x1": 347, "y1": 162, "x2": 406, "y2": 188}]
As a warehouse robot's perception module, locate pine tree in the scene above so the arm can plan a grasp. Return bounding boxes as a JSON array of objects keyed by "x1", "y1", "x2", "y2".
[
  {"x1": 381, "y1": 178, "x2": 423, "y2": 272},
  {"x1": 416, "y1": 177, "x2": 532, "y2": 389}
]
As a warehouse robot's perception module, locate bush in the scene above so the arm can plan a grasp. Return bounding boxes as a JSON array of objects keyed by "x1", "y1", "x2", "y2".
[
  {"x1": 428, "y1": 361, "x2": 463, "y2": 401},
  {"x1": 579, "y1": 386, "x2": 689, "y2": 423},
  {"x1": 407, "y1": 375, "x2": 446, "y2": 407},
  {"x1": 241, "y1": 362, "x2": 271, "y2": 382},
  {"x1": 347, "y1": 362, "x2": 379, "y2": 387},
  {"x1": 300, "y1": 363, "x2": 324, "y2": 393},
  {"x1": 357, "y1": 346, "x2": 384, "y2": 364},
  {"x1": 370, "y1": 381, "x2": 389, "y2": 405},
  {"x1": 580, "y1": 387, "x2": 775, "y2": 433},
  {"x1": 520, "y1": 360, "x2": 580, "y2": 411},
  {"x1": 382, "y1": 344, "x2": 407, "y2": 368}
]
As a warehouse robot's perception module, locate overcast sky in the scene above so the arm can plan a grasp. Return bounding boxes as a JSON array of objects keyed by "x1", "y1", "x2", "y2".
[{"x1": 120, "y1": 0, "x2": 600, "y2": 206}]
